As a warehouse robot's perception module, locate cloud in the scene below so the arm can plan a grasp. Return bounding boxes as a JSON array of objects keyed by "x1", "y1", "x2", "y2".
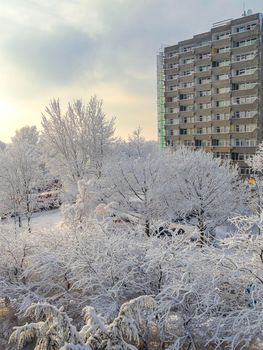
[
  {"x1": 0, "y1": 0, "x2": 262, "y2": 142},
  {"x1": 3, "y1": 26, "x2": 96, "y2": 84}
]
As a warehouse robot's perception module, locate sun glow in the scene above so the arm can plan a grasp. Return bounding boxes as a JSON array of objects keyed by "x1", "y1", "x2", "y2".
[{"x1": 0, "y1": 99, "x2": 11, "y2": 116}]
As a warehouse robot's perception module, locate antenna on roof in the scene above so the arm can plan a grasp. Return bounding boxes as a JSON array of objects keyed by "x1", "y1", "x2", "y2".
[
  {"x1": 247, "y1": 9, "x2": 253, "y2": 15},
  {"x1": 242, "y1": 2, "x2": 246, "y2": 16}
]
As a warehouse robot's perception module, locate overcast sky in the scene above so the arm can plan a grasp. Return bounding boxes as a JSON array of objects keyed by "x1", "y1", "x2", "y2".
[{"x1": 0, "y1": 0, "x2": 262, "y2": 142}]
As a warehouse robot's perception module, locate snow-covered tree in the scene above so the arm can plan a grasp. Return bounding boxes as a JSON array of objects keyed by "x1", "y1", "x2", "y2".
[
  {"x1": 9, "y1": 303, "x2": 82, "y2": 350},
  {"x1": 69, "y1": 140, "x2": 244, "y2": 241},
  {"x1": 162, "y1": 147, "x2": 244, "y2": 245},
  {"x1": 41, "y1": 96, "x2": 115, "y2": 200},
  {"x1": 12, "y1": 126, "x2": 39, "y2": 146},
  {"x1": 10, "y1": 296, "x2": 156, "y2": 350},
  {"x1": 0, "y1": 126, "x2": 43, "y2": 230},
  {"x1": 70, "y1": 130, "x2": 165, "y2": 235},
  {"x1": 0, "y1": 140, "x2": 6, "y2": 150},
  {"x1": 244, "y1": 142, "x2": 263, "y2": 233}
]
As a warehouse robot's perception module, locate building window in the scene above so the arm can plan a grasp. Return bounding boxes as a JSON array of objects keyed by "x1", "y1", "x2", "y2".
[
  {"x1": 199, "y1": 90, "x2": 211, "y2": 97},
  {"x1": 212, "y1": 139, "x2": 219, "y2": 146},
  {"x1": 180, "y1": 105, "x2": 193, "y2": 112},
  {"x1": 235, "y1": 23, "x2": 257, "y2": 33},
  {"x1": 198, "y1": 65, "x2": 211, "y2": 72},
  {"x1": 240, "y1": 168, "x2": 253, "y2": 175},
  {"x1": 180, "y1": 94, "x2": 193, "y2": 100},
  {"x1": 199, "y1": 53, "x2": 211, "y2": 59},
  {"x1": 233, "y1": 38, "x2": 257, "y2": 48},
  {"x1": 183, "y1": 70, "x2": 193, "y2": 76},
  {"x1": 236, "y1": 69, "x2": 245, "y2": 76},
  {"x1": 218, "y1": 46, "x2": 230, "y2": 53},
  {"x1": 234, "y1": 52, "x2": 256, "y2": 62},
  {"x1": 216, "y1": 74, "x2": 229, "y2": 81},
  {"x1": 215, "y1": 100, "x2": 230, "y2": 107},
  {"x1": 214, "y1": 32, "x2": 230, "y2": 40}
]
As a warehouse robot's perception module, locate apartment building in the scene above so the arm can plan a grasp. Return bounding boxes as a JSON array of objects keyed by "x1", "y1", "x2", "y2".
[{"x1": 157, "y1": 12, "x2": 263, "y2": 175}]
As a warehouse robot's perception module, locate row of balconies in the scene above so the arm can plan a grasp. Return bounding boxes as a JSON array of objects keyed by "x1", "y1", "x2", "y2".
[
  {"x1": 167, "y1": 66, "x2": 259, "y2": 81},
  {"x1": 165, "y1": 52, "x2": 259, "y2": 71},
  {"x1": 166, "y1": 51, "x2": 258, "y2": 70},
  {"x1": 168, "y1": 124, "x2": 257, "y2": 136},
  {"x1": 166, "y1": 85, "x2": 259, "y2": 99},
  {"x1": 165, "y1": 82, "x2": 256, "y2": 94},
  {"x1": 214, "y1": 152, "x2": 253, "y2": 161},
  {"x1": 165, "y1": 110, "x2": 258, "y2": 125},
  {"x1": 168, "y1": 138, "x2": 257, "y2": 148},
  {"x1": 166, "y1": 97, "x2": 258, "y2": 112},
  {"x1": 166, "y1": 81, "x2": 258, "y2": 94},
  {"x1": 165, "y1": 27, "x2": 259, "y2": 58}
]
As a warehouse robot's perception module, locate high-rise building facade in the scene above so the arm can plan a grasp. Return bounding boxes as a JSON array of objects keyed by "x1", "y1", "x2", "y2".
[{"x1": 157, "y1": 12, "x2": 263, "y2": 174}]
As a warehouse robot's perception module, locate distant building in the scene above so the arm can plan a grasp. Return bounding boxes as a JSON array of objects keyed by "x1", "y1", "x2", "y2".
[{"x1": 157, "y1": 12, "x2": 263, "y2": 175}]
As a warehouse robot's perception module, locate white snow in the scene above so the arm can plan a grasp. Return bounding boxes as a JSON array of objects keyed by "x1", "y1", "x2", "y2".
[{"x1": 29, "y1": 209, "x2": 61, "y2": 231}]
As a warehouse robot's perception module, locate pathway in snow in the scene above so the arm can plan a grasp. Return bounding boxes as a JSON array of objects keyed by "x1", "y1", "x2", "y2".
[
  {"x1": 29, "y1": 209, "x2": 62, "y2": 231},
  {"x1": 0, "y1": 209, "x2": 62, "y2": 232}
]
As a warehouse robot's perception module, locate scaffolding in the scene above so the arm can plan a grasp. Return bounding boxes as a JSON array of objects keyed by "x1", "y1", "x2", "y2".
[{"x1": 157, "y1": 49, "x2": 165, "y2": 149}]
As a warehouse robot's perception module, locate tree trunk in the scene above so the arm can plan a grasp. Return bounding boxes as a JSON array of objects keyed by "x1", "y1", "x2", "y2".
[
  {"x1": 197, "y1": 210, "x2": 206, "y2": 246},
  {"x1": 18, "y1": 216, "x2": 22, "y2": 228},
  {"x1": 26, "y1": 193, "x2": 31, "y2": 233},
  {"x1": 145, "y1": 219, "x2": 150, "y2": 237},
  {"x1": 158, "y1": 264, "x2": 163, "y2": 293},
  {"x1": 27, "y1": 216, "x2": 31, "y2": 233}
]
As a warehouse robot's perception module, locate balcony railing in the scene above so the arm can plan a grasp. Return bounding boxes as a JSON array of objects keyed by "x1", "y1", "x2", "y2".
[
  {"x1": 231, "y1": 140, "x2": 257, "y2": 147},
  {"x1": 231, "y1": 111, "x2": 257, "y2": 119}
]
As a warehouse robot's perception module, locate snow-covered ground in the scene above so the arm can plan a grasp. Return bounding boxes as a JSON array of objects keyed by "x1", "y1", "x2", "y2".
[
  {"x1": 0, "y1": 209, "x2": 61, "y2": 231},
  {"x1": 29, "y1": 209, "x2": 61, "y2": 231}
]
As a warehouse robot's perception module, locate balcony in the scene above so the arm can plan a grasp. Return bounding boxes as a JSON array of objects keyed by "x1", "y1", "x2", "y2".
[
  {"x1": 165, "y1": 52, "x2": 179, "y2": 59},
  {"x1": 231, "y1": 71, "x2": 259, "y2": 84},
  {"x1": 194, "y1": 116, "x2": 212, "y2": 123},
  {"x1": 197, "y1": 79, "x2": 211, "y2": 86},
  {"x1": 232, "y1": 38, "x2": 258, "y2": 49},
  {"x1": 231, "y1": 139, "x2": 257, "y2": 147},
  {"x1": 232, "y1": 52, "x2": 258, "y2": 64},
  {"x1": 212, "y1": 33, "x2": 231, "y2": 42},
  {"x1": 193, "y1": 127, "x2": 212, "y2": 135},
  {"x1": 231, "y1": 83, "x2": 258, "y2": 94},
  {"x1": 195, "y1": 55, "x2": 211, "y2": 66},
  {"x1": 230, "y1": 125, "x2": 257, "y2": 133},
  {"x1": 167, "y1": 75, "x2": 179, "y2": 81},
  {"x1": 231, "y1": 111, "x2": 257, "y2": 120},
  {"x1": 194, "y1": 44, "x2": 212, "y2": 55},
  {"x1": 211, "y1": 127, "x2": 230, "y2": 134},
  {"x1": 231, "y1": 44, "x2": 258, "y2": 56},
  {"x1": 231, "y1": 25, "x2": 259, "y2": 38},
  {"x1": 212, "y1": 140, "x2": 231, "y2": 147},
  {"x1": 232, "y1": 67, "x2": 258, "y2": 77},
  {"x1": 231, "y1": 96, "x2": 258, "y2": 105},
  {"x1": 212, "y1": 113, "x2": 230, "y2": 121}
]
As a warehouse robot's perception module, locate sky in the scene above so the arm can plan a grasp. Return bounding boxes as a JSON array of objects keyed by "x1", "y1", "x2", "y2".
[{"x1": 0, "y1": 0, "x2": 262, "y2": 142}]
